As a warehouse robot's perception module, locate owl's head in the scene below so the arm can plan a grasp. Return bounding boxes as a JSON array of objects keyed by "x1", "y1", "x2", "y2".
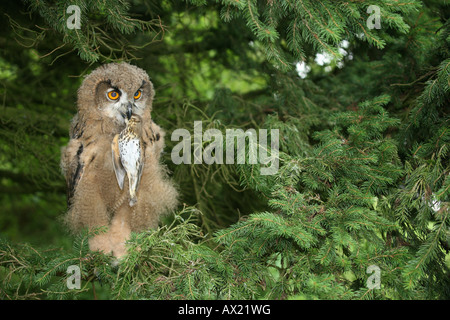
[{"x1": 77, "y1": 62, "x2": 154, "y2": 127}]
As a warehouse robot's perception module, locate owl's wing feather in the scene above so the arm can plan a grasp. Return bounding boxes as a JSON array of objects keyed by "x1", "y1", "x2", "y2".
[
  {"x1": 64, "y1": 142, "x2": 85, "y2": 207},
  {"x1": 111, "y1": 134, "x2": 126, "y2": 190}
]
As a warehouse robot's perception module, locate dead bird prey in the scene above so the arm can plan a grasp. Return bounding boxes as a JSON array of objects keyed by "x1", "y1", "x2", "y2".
[{"x1": 112, "y1": 114, "x2": 144, "y2": 207}]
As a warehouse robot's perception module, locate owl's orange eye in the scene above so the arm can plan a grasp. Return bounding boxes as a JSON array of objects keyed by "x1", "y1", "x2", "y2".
[
  {"x1": 134, "y1": 90, "x2": 142, "y2": 100},
  {"x1": 107, "y1": 90, "x2": 120, "y2": 100}
]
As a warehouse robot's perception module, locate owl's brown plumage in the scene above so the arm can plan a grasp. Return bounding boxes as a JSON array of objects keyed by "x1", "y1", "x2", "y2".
[{"x1": 60, "y1": 62, "x2": 178, "y2": 258}]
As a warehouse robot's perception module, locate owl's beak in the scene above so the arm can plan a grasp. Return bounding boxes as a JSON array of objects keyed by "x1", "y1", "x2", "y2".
[{"x1": 126, "y1": 102, "x2": 133, "y2": 120}]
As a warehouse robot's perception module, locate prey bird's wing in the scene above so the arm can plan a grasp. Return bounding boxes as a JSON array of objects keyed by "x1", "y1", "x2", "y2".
[
  {"x1": 64, "y1": 141, "x2": 85, "y2": 207},
  {"x1": 111, "y1": 134, "x2": 126, "y2": 190},
  {"x1": 135, "y1": 142, "x2": 145, "y2": 193}
]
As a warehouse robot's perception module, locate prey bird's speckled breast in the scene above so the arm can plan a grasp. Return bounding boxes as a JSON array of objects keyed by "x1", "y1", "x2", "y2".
[{"x1": 119, "y1": 131, "x2": 141, "y2": 169}]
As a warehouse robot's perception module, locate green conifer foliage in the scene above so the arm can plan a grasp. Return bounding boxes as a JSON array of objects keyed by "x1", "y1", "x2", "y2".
[{"x1": 0, "y1": 0, "x2": 448, "y2": 300}]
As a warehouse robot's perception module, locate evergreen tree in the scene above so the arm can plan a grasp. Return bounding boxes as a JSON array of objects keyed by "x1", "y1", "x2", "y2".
[{"x1": 0, "y1": 0, "x2": 448, "y2": 300}]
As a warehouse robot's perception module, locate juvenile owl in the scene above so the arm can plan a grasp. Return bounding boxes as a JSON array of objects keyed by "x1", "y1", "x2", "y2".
[
  {"x1": 60, "y1": 62, "x2": 178, "y2": 258},
  {"x1": 112, "y1": 114, "x2": 144, "y2": 207}
]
